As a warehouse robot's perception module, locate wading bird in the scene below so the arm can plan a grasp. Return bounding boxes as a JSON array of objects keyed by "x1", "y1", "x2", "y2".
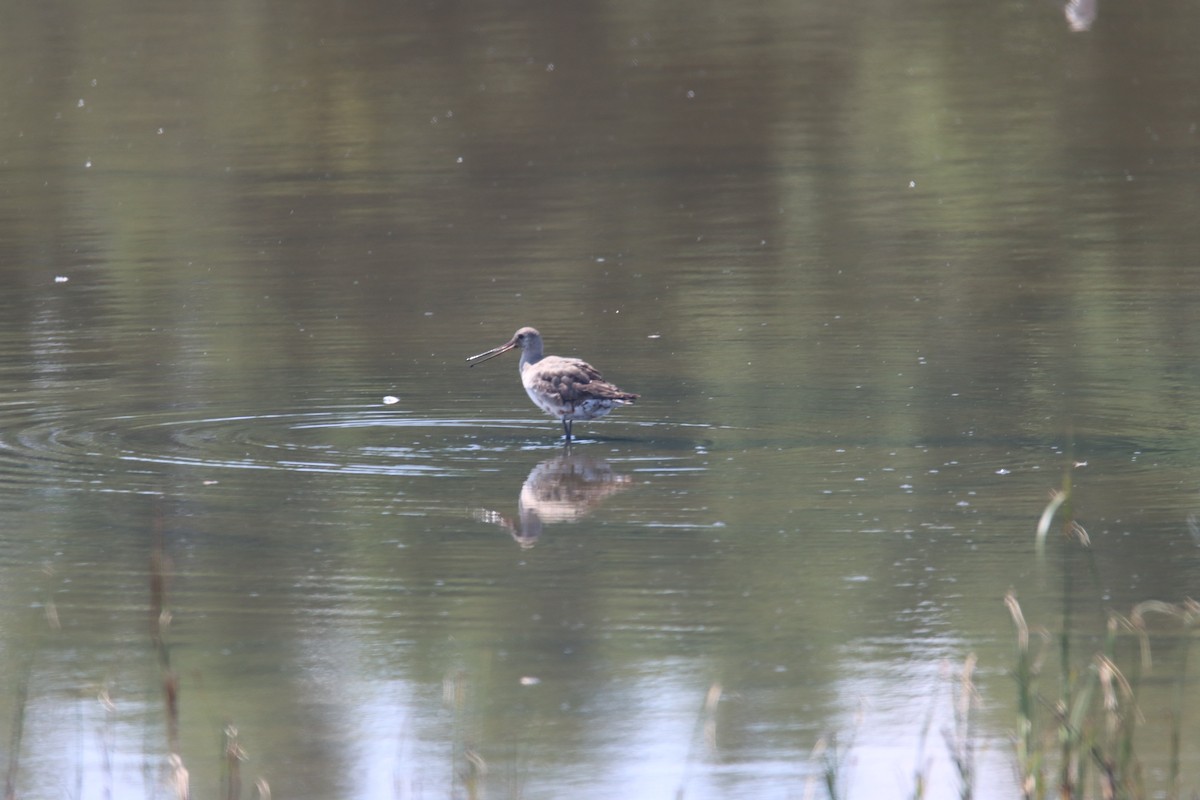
[{"x1": 467, "y1": 327, "x2": 638, "y2": 443}]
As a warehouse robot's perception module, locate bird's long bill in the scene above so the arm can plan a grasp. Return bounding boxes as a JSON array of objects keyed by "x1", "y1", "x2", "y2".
[{"x1": 466, "y1": 338, "x2": 517, "y2": 367}]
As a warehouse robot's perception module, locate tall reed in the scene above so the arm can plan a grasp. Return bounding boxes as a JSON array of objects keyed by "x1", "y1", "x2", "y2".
[{"x1": 1008, "y1": 462, "x2": 1200, "y2": 800}]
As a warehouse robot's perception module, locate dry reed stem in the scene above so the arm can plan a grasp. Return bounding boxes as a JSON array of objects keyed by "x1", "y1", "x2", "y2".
[
  {"x1": 703, "y1": 682, "x2": 722, "y2": 751},
  {"x1": 167, "y1": 753, "x2": 190, "y2": 800},
  {"x1": 1005, "y1": 591, "x2": 1029, "y2": 652},
  {"x1": 224, "y1": 724, "x2": 247, "y2": 800},
  {"x1": 1036, "y1": 490, "x2": 1067, "y2": 542}
]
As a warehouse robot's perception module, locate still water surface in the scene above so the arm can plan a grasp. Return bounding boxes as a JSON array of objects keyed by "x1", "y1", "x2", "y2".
[{"x1": 3, "y1": 1, "x2": 1200, "y2": 798}]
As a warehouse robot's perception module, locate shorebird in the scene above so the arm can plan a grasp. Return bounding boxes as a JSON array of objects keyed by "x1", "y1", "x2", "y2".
[{"x1": 467, "y1": 327, "x2": 639, "y2": 442}]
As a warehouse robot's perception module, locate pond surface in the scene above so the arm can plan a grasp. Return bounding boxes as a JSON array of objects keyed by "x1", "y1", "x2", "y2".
[{"x1": 3, "y1": 1, "x2": 1200, "y2": 798}]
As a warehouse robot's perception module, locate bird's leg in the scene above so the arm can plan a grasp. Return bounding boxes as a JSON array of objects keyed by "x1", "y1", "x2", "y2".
[{"x1": 562, "y1": 418, "x2": 573, "y2": 443}]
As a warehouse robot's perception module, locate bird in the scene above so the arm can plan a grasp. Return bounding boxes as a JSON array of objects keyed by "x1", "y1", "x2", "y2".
[{"x1": 467, "y1": 327, "x2": 639, "y2": 443}]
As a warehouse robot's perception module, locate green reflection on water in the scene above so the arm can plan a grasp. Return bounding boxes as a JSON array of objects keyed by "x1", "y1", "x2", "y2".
[{"x1": 2, "y1": 0, "x2": 1200, "y2": 797}]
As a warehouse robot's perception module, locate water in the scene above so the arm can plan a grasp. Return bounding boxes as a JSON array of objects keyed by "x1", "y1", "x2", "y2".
[{"x1": 3, "y1": 1, "x2": 1200, "y2": 798}]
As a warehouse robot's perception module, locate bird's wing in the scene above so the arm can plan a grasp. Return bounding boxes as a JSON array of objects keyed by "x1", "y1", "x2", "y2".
[{"x1": 533, "y1": 357, "x2": 637, "y2": 404}]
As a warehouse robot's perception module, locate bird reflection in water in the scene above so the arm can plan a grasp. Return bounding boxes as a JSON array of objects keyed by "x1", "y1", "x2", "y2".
[{"x1": 474, "y1": 453, "x2": 634, "y2": 548}]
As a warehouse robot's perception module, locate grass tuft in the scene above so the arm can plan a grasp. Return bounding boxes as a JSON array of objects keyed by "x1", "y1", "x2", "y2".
[{"x1": 1006, "y1": 462, "x2": 1200, "y2": 800}]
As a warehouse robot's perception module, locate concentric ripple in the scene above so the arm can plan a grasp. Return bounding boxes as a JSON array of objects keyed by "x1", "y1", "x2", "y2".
[{"x1": 0, "y1": 403, "x2": 593, "y2": 496}]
